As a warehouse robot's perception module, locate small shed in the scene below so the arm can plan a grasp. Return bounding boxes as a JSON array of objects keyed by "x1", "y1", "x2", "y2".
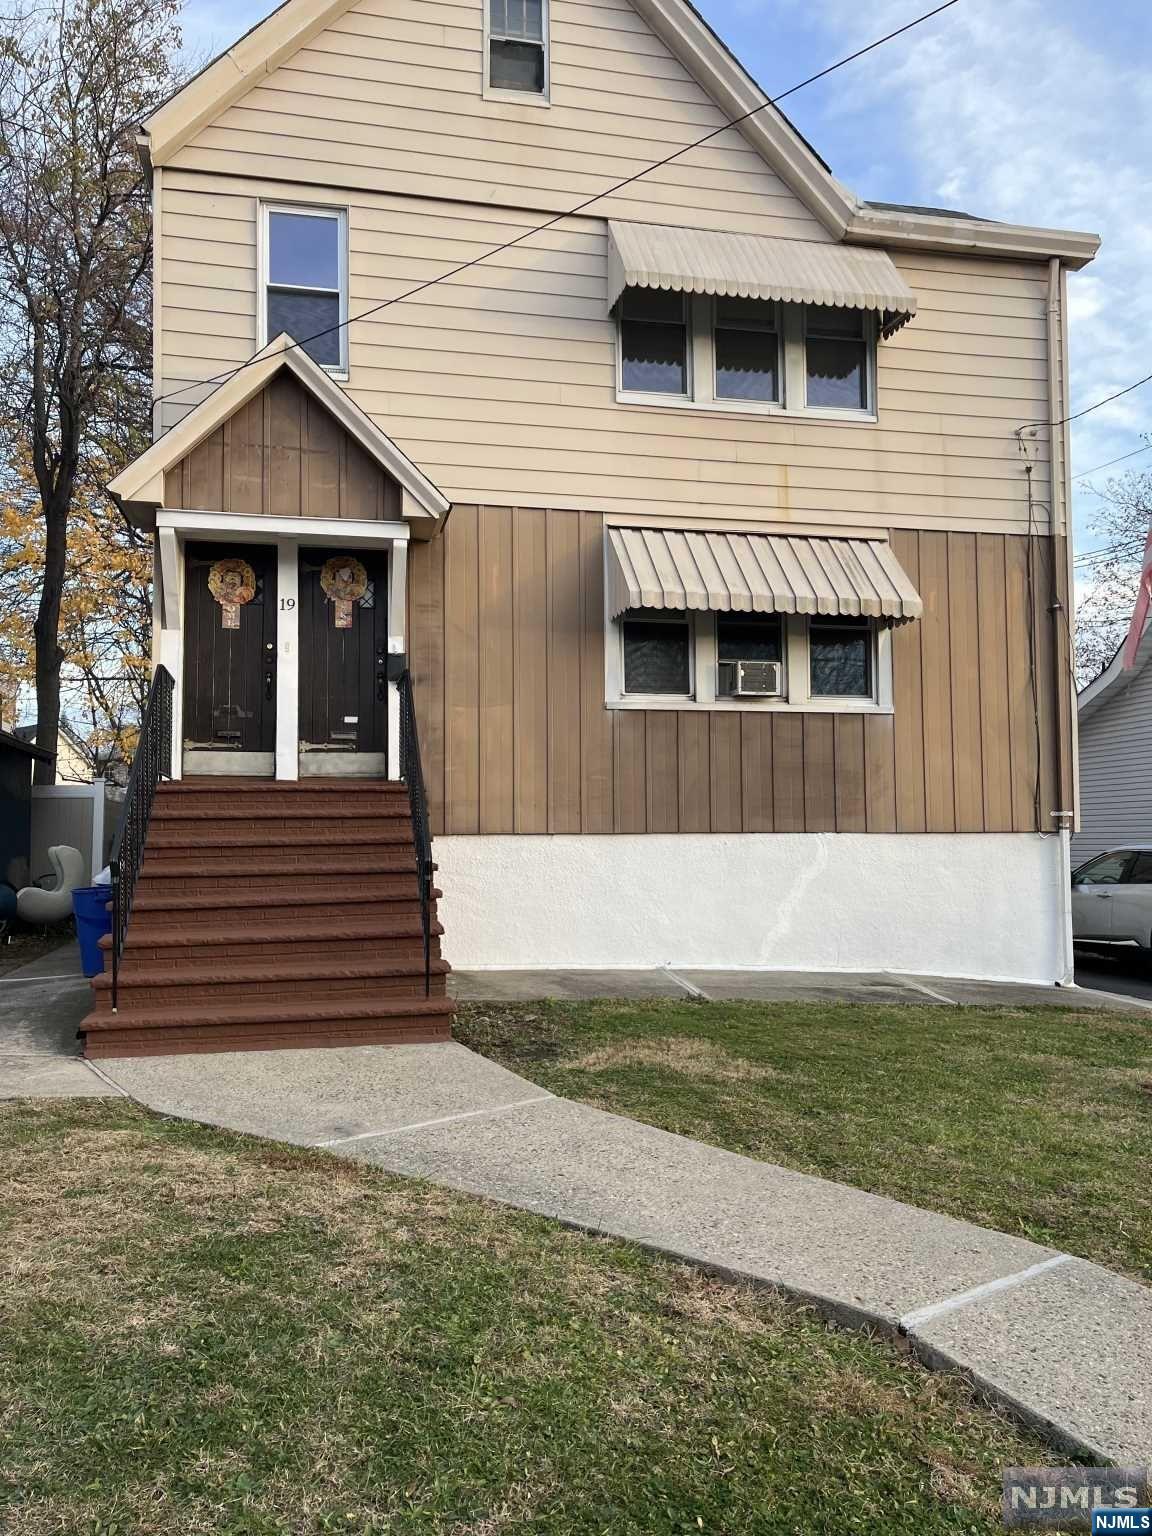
[{"x1": 0, "y1": 729, "x2": 54, "y2": 891}]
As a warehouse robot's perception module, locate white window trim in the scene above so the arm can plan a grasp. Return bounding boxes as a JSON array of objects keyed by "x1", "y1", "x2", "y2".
[
  {"x1": 617, "y1": 609, "x2": 695, "y2": 703},
  {"x1": 259, "y1": 202, "x2": 349, "y2": 380},
  {"x1": 605, "y1": 608, "x2": 893, "y2": 715},
  {"x1": 483, "y1": 0, "x2": 551, "y2": 105},
  {"x1": 616, "y1": 294, "x2": 879, "y2": 422}
]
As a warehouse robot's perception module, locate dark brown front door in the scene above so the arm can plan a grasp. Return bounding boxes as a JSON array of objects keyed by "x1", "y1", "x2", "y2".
[
  {"x1": 299, "y1": 548, "x2": 388, "y2": 757},
  {"x1": 183, "y1": 542, "x2": 277, "y2": 759}
]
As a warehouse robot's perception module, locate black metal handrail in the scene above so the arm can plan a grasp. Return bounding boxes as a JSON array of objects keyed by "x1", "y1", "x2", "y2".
[
  {"x1": 397, "y1": 670, "x2": 433, "y2": 996},
  {"x1": 109, "y1": 666, "x2": 174, "y2": 1012}
]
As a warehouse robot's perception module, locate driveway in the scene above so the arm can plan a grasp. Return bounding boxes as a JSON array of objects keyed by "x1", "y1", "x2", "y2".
[
  {"x1": 1075, "y1": 948, "x2": 1152, "y2": 1005},
  {"x1": 0, "y1": 942, "x2": 118, "y2": 1097}
]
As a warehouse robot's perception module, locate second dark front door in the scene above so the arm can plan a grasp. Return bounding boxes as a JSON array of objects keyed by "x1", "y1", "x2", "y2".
[{"x1": 299, "y1": 547, "x2": 388, "y2": 760}]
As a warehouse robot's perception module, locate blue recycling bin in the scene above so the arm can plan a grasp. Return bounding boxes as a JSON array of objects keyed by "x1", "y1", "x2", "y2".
[{"x1": 73, "y1": 886, "x2": 113, "y2": 977}]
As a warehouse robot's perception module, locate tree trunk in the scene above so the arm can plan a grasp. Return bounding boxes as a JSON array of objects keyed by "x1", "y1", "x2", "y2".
[{"x1": 31, "y1": 495, "x2": 68, "y2": 784}]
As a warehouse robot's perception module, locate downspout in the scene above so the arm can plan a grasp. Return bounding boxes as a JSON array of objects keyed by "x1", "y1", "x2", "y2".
[{"x1": 1046, "y1": 255, "x2": 1076, "y2": 984}]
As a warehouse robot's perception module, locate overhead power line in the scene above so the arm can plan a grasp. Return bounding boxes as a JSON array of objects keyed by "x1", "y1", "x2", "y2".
[
  {"x1": 155, "y1": 0, "x2": 962, "y2": 415},
  {"x1": 1019, "y1": 370, "x2": 1152, "y2": 436},
  {"x1": 1073, "y1": 441, "x2": 1152, "y2": 481}
]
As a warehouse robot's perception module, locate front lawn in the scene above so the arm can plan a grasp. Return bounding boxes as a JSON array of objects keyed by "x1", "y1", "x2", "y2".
[
  {"x1": 1, "y1": 1099, "x2": 1064, "y2": 1535},
  {"x1": 456, "y1": 1000, "x2": 1152, "y2": 1281}
]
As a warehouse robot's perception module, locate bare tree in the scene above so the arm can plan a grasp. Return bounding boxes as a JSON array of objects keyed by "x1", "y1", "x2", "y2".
[
  {"x1": 0, "y1": 0, "x2": 181, "y2": 780},
  {"x1": 1074, "y1": 450, "x2": 1152, "y2": 686}
]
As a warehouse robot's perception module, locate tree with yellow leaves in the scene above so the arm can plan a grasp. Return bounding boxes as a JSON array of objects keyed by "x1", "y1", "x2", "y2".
[{"x1": 0, "y1": 0, "x2": 182, "y2": 781}]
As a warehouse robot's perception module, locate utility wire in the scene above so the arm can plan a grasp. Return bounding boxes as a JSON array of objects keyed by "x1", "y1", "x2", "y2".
[
  {"x1": 155, "y1": 0, "x2": 962, "y2": 415},
  {"x1": 1073, "y1": 441, "x2": 1152, "y2": 481},
  {"x1": 1019, "y1": 370, "x2": 1152, "y2": 435}
]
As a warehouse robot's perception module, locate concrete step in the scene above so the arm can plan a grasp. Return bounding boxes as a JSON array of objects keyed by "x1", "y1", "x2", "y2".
[{"x1": 82, "y1": 995, "x2": 456, "y2": 1058}]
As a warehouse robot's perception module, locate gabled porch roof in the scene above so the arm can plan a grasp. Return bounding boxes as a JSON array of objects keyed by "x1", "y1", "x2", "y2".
[{"x1": 109, "y1": 335, "x2": 451, "y2": 531}]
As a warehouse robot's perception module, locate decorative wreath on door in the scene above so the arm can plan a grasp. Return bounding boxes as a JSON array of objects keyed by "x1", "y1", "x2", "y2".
[
  {"x1": 207, "y1": 557, "x2": 257, "y2": 629},
  {"x1": 320, "y1": 556, "x2": 368, "y2": 629}
]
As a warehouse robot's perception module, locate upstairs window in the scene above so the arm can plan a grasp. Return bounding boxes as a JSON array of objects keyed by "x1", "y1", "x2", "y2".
[
  {"x1": 263, "y1": 205, "x2": 347, "y2": 373},
  {"x1": 805, "y1": 307, "x2": 870, "y2": 411},
  {"x1": 714, "y1": 297, "x2": 780, "y2": 403},
  {"x1": 619, "y1": 289, "x2": 688, "y2": 396},
  {"x1": 616, "y1": 291, "x2": 875, "y2": 417},
  {"x1": 488, "y1": 0, "x2": 548, "y2": 96}
]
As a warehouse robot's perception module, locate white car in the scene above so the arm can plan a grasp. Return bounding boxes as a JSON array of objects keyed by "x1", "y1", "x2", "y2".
[{"x1": 1071, "y1": 847, "x2": 1152, "y2": 956}]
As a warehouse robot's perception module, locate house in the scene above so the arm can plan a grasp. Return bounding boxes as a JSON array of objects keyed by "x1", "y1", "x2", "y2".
[
  {"x1": 1073, "y1": 623, "x2": 1152, "y2": 867},
  {"x1": 12, "y1": 718, "x2": 128, "y2": 786},
  {"x1": 85, "y1": 0, "x2": 1100, "y2": 1056}
]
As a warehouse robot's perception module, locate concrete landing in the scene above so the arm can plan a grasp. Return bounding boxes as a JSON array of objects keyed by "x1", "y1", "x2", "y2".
[
  {"x1": 449, "y1": 967, "x2": 1152, "y2": 1012},
  {"x1": 100, "y1": 1040, "x2": 1151, "y2": 1465}
]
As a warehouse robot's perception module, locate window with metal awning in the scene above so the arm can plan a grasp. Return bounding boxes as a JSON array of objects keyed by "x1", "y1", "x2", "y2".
[
  {"x1": 607, "y1": 222, "x2": 918, "y2": 416},
  {"x1": 603, "y1": 527, "x2": 922, "y2": 712}
]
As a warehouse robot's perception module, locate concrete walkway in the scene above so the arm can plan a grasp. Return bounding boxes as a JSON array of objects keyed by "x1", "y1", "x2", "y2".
[
  {"x1": 100, "y1": 1039, "x2": 1151, "y2": 1466},
  {"x1": 450, "y1": 966, "x2": 1152, "y2": 1011},
  {"x1": 0, "y1": 942, "x2": 116, "y2": 1098}
]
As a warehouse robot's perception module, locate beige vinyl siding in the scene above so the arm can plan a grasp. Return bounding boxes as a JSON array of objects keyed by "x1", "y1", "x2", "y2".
[
  {"x1": 165, "y1": 0, "x2": 833, "y2": 237},
  {"x1": 158, "y1": 170, "x2": 1054, "y2": 534}
]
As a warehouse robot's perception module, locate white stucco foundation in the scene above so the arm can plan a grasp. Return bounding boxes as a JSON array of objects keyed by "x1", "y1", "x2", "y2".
[{"x1": 435, "y1": 833, "x2": 1070, "y2": 984}]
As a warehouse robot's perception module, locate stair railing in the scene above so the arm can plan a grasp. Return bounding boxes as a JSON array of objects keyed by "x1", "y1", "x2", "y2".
[
  {"x1": 396, "y1": 670, "x2": 433, "y2": 997},
  {"x1": 109, "y1": 666, "x2": 174, "y2": 1013}
]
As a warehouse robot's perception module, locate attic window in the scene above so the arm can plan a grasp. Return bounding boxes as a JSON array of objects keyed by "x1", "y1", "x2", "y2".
[
  {"x1": 487, "y1": 0, "x2": 548, "y2": 96},
  {"x1": 263, "y1": 205, "x2": 347, "y2": 373}
]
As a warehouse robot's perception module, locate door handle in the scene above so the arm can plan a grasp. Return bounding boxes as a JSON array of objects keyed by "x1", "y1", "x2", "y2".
[
  {"x1": 264, "y1": 669, "x2": 275, "y2": 702},
  {"x1": 376, "y1": 670, "x2": 387, "y2": 703}
]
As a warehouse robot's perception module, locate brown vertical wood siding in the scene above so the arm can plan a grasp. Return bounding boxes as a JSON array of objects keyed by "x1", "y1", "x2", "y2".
[
  {"x1": 163, "y1": 373, "x2": 402, "y2": 520},
  {"x1": 408, "y1": 507, "x2": 1068, "y2": 837}
]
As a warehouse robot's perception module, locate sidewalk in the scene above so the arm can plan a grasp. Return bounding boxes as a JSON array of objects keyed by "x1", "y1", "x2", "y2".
[
  {"x1": 0, "y1": 942, "x2": 116, "y2": 1098},
  {"x1": 101, "y1": 1039, "x2": 1151, "y2": 1466}
]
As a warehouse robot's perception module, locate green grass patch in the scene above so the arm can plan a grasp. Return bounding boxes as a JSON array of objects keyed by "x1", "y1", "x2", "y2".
[
  {"x1": 0, "y1": 1099, "x2": 1066, "y2": 1535},
  {"x1": 456, "y1": 999, "x2": 1152, "y2": 1280}
]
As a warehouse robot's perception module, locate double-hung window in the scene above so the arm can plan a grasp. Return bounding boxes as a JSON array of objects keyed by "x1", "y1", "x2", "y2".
[
  {"x1": 487, "y1": 0, "x2": 548, "y2": 96},
  {"x1": 621, "y1": 611, "x2": 692, "y2": 698},
  {"x1": 616, "y1": 289, "x2": 875, "y2": 417},
  {"x1": 263, "y1": 205, "x2": 347, "y2": 373}
]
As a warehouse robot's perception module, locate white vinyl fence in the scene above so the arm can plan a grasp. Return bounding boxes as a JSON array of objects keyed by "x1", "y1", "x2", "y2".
[{"x1": 29, "y1": 780, "x2": 126, "y2": 887}]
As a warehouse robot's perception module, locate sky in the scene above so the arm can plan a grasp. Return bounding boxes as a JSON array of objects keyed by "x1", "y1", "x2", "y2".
[{"x1": 180, "y1": 0, "x2": 1152, "y2": 565}]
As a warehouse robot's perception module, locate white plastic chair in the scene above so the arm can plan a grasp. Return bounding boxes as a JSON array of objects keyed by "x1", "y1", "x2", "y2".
[{"x1": 16, "y1": 845, "x2": 86, "y2": 923}]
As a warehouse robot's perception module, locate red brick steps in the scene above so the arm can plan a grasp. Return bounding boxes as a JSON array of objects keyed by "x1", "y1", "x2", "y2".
[
  {"x1": 83, "y1": 996, "x2": 454, "y2": 1058},
  {"x1": 79, "y1": 777, "x2": 454, "y2": 1058}
]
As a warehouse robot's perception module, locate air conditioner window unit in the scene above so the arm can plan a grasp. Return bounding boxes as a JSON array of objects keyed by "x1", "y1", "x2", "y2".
[{"x1": 718, "y1": 659, "x2": 783, "y2": 698}]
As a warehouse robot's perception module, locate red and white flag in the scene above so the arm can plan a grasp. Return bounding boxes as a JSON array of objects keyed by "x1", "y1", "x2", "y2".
[{"x1": 1122, "y1": 518, "x2": 1152, "y2": 670}]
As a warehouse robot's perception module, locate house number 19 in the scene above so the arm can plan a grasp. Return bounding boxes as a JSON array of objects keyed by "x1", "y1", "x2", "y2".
[{"x1": 280, "y1": 598, "x2": 296, "y2": 610}]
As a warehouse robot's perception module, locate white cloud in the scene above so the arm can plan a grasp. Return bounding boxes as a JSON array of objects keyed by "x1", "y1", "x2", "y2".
[{"x1": 775, "y1": 0, "x2": 1152, "y2": 547}]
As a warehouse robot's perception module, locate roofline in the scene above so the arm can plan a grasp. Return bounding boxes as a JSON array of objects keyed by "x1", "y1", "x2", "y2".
[
  {"x1": 0, "y1": 729, "x2": 54, "y2": 763},
  {"x1": 1078, "y1": 621, "x2": 1152, "y2": 722},
  {"x1": 138, "y1": 0, "x2": 1101, "y2": 270},
  {"x1": 109, "y1": 335, "x2": 450, "y2": 524}
]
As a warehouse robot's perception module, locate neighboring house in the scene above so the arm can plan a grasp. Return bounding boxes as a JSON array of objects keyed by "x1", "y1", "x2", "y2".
[
  {"x1": 1073, "y1": 623, "x2": 1152, "y2": 867},
  {"x1": 91, "y1": 0, "x2": 1100, "y2": 1055},
  {"x1": 12, "y1": 719, "x2": 128, "y2": 786}
]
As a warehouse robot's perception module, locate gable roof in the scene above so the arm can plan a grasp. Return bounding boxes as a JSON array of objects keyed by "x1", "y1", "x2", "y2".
[
  {"x1": 140, "y1": 0, "x2": 1100, "y2": 269},
  {"x1": 1078, "y1": 621, "x2": 1152, "y2": 724},
  {"x1": 108, "y1": 334, "x2": 450, "y2": 526}
]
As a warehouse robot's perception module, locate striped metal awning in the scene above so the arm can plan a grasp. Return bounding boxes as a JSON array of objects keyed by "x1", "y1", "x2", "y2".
[
  {"x1": 607, "y1": 221, "x2": 917, "y2": 336},
  {"x1": 607, "y1": 527, "x2": 923, "y2": 623}
]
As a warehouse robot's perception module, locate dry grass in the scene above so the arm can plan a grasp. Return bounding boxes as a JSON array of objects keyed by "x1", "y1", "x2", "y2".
[{"x1": 0, "y1": 1098, "x2": 1068, "y2": 1535}]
